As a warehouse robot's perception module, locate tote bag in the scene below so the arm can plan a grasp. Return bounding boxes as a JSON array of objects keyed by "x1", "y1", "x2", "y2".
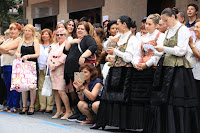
[
  {"x1": 10, "y1": 58, "x2": 37, "y2": 92},
  {"x1": 41, "y1": 67, "x2": 52, "y2": 96}
]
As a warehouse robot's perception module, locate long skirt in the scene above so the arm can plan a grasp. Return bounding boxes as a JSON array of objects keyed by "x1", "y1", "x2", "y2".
[
  {"x1": 144, "y1": 66, "x2": 200, "y2": 133},
  {"x1": 96, "y1": 67, "x2": 155, "y2": 129}
]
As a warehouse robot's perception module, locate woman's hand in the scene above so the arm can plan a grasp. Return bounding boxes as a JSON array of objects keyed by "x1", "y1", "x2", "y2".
[
  {"x1": 155, "y1": 46, "x2": 164, "y2": 52},
  {"x1": 73, "y1": 79, "x2": 84, "y2": 90},
  {"x1": 189, "y1": 35, "x2": 194, "y2": 47},
  {"x1": 8, "y1": 50, "x2": 15, "y2": 55},
  {"x1": 49, "y1": 63, "x2": 57, "y2": 71},
  {"x1": 134, "y1": 64, "x2": 143, "y2": 71},
  {"x1": 147, "y1": 48, "x2": 155, "y2": 55},
  {"x1": 70, "y1": 39, "x2": 81, "y2": 44},
  {"x1": 79, "y1": 56, "x2": 85, "y2": 65},
  {"x1": 109, "y1": 36, "x2": 119, "y2": 43},
  {"x1": 15, "y1": 52, "x2": 21, "y2": 58},
  {"x1": 135, "y1": 63, "x2": 148, "y2": 70},
  {"x1": 106, "y1": 47, "x2": 115, "y2": 54},
  {"x1": 22, "y1": 55, "x2": 29, "y2": 62}
]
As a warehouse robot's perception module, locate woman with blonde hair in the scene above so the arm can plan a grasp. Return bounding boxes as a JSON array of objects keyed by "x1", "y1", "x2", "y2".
[
  {"x1": 15, "y1": 24, "x2": 40, "y2": 115},
  {"x1": 0, "y1": 23, "x2": 22, "y2": 113}
]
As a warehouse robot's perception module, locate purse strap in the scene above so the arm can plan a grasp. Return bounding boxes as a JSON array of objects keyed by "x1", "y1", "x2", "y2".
[
  {"x1": 45, "y1": 65, "x2": 50, "y2": 76},
  {"x1": 78, "y1": 43, "x2": 83, "y2": 54}
]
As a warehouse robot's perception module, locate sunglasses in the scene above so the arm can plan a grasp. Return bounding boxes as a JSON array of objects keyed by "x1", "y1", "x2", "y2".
[{"x1": 56, "y1": 34, "x2": 66, "y2": 37}]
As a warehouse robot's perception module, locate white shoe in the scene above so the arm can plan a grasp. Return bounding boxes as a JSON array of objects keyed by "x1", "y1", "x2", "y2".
[{"x1": 0, "y1": 104, "x2": 4, "y2": 110}]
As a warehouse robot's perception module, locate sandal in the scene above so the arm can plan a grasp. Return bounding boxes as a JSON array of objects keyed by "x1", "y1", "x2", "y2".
[
  {"x1": 27, "y1": 107, "x2": 34, "y2": 115},
  {"x1": 19, "y1": 107, "x2": 28, "y2": 114},
  {"x1": 7, "y1": 107, "x2": 19, "y2": 113},
  {"x1": 0, "y1": 106, "x2": 10, "y2": 112}
]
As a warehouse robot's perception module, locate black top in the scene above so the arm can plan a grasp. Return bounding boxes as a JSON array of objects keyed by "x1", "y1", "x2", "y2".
[
  {"x1": 21, "y1": 42, "x2": 37, "y2": 63},
  {"x1": 63, "y1": 35, "x2": 97, "y2": 79}
]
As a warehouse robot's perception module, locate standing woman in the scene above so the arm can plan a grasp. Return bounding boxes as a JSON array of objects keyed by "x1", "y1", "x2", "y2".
[
  {"x1": 131, "y1": 14, "x2": 165, "y2": 130},
  {"x1": 187, "y1": 20, "x2": 200, "y2": 94},
  {"x1": 37, "y1": 29, "x2": 54, "y2": 113},
  {"x1": 93, "y1": 16, "x2": 139, "y2": 130},
  {"x1": 65, "y1": 19, "x2": 76, "y2": 41},
  {"x1": 0, "y1": 23, "x2": 22, "y2": 112},
  {"x1": 15, "y1": 24, "x2": 40, "y2": 115},
  {"x1": 146, "y1": 8, "x2": 200, "y2": 133},
  {"x1": 63, "y1": 21, "x2": 97, "y2": 121},
  {"x1": 48, "y1": 28, "x2": 72, "y2": 119}
]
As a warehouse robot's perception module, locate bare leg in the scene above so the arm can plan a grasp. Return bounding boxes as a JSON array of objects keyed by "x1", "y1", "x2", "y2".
[
  {"x1": 21, "y1": 91, "x2": 28, "y2": 112},
  {"x1": 58, "y1": 90, "x2": 72, "y2": 118},
  {"x1": 29, "y1": 90, "x2": 36, "y2": 112},
  {"x1": 92, "y1": 101, "x2": 100, "y2": 114},
  {"x1": 78, "y1": 101, "x2": 93, "y2": 120},
  {"x1": 53, "y1": 90, "x2": 62, "y2": 117}
]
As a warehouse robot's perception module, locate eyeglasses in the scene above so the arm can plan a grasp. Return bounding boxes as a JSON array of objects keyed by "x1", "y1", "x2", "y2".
[{"x1": 56, "y1": 34, "x2": 66, "y2": 37}]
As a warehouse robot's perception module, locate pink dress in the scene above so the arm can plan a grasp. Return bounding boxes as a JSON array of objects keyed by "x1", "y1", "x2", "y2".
[{"x1": 48, "y1": 41, "x2": 67, "y2": 90}]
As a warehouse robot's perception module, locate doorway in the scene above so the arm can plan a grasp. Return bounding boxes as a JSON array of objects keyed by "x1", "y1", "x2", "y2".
[
  {"x1": 147, "y1": 0, "x2": 176, "y2": 15},
  {"x1": 69, "y1": 8, "x2": 101, "y2": 24},
  {"x1": 33, "y1": 15, "x2": 57, "y2": 31}
]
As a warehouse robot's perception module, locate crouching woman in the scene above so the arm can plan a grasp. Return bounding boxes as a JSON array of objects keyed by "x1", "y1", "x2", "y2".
[{"x1": 73, "y1": 63, "x2": 103, "y2": 125}]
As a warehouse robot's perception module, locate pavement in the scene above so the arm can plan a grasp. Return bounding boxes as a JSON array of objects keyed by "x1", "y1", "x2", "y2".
[{"x1": 0, "y1": 108, "x2": 140, "y2": 133}]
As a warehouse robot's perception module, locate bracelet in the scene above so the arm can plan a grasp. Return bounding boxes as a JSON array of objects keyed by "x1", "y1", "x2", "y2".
[
  {"x1": 81, "y1": 56, "x2": 86, "y2": 58},
  {"x1": 191, "y1": 45, "x2": 196, "y2": 49},
  {"x1": 76, "y1": 90, "x2": 81, "y2": 92},
  {"x1": 81, "y1": 86, "x2": 85, "y2": 91}
]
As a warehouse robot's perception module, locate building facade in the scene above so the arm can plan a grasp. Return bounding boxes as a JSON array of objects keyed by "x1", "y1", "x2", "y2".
[{"x1": 23, "y1": 0, "x2": 200, "y2": 31}]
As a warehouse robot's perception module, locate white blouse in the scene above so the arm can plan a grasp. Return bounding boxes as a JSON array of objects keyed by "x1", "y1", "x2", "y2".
[
  {"x1": 186, "y1": 40, "x2": 200, "y2": 80},
  {"x1": 163, "y1": 21, "x2": 190, "y2": 56},
  {"x1": 38, "y1": 44, "x2": 51, "y2": 70},
  {"x1": 132, "y1": 29, "x2": 165, "y2": 67},
  {"x1": 104, "y1": 30, "x2": 139, "y2": 63}
]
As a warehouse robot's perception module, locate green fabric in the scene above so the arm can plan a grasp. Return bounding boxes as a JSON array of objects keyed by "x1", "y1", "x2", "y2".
[{"x1": 163, "y1": 25, "x2": 193, "y2": 68}]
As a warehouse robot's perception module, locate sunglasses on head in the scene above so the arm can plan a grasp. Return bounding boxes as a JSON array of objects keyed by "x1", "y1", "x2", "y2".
[{"x1": 56, "y1": 34, "x2": 66, "y2": 37}]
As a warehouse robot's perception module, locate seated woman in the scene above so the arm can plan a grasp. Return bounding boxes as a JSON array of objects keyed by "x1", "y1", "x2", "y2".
[{"x1": 73, "y1": 63, "x2": 103, "y2": 125}]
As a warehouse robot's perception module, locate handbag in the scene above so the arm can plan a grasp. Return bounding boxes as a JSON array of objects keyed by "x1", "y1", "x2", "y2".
[
  {"x1": 41, "y1": 67, "x2": 52, "y2": 96},
  {"x1": 10, "y1": 58, "x2": 37, "y2": 92},
  {"x1": 78, "y1": 43, "x2": 96, "y2": 66}
]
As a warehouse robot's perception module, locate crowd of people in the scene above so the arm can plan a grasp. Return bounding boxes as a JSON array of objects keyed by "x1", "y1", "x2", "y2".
[{"x1": 0, "y1": 3, "x2": 200, "y2": 133}]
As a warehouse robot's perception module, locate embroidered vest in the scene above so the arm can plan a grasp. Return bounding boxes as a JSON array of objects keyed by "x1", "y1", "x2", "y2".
[
  {"x1": 109, "y1": 34, "x2": 133, "y2": 67},
  {"x1": 139, "y1": 32, "x2": 161, "y2": 64},
  {"x1": 163, "y1": 25, "x2": 193, "y2": 68}
]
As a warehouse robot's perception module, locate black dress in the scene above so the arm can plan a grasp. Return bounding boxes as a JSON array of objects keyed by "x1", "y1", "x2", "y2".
[{"x1": 63, "y1": 35, "x2": 97, "y2": 83}]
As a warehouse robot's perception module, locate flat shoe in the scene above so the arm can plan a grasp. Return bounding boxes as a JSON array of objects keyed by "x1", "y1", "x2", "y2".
[{"x1": 60, "y1": 112, "x2": 73, "y2": 120}]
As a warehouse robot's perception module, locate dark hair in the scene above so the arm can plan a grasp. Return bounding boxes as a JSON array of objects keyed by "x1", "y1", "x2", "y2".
[
  {"x1": 103, "y1": 20, "x2": 110, "y2": 27},
  {"x1": 118, "y1": 15, "x2": 136, "y2": 29},
  {"x1": 188, "y1": 3, "x2": 199, "y2": 12},
  {"x1": 106, "y1": 20, "x2": 117, "y2": 38},
  {"x1": 93, "y1": 23, "x2": 102, "y2": 28},
  {"x1": 179, "y1": 11, "x2": 186, "y2": 20},
  {"x1": 79, "y1": 63, "x2": 98, "y2": 80},
  {"x1": 161, "y1": 8, "x2": 177, "y2": 19},
  {"x1": 65, "y1": 19, "x2": 76, "y2": 38},
  {"x1": 77, "y1": 21, "x2": 90, "y2": 34},
  {"x1": 172, "y1": 7, "x2": 179, "y2": 14},
  {"x1": 95, "y1": 28, "x2": 106, "y2": 43},
  {"x1": 16, "y1": 19, "x2": 27, "y2": 26},
  {"x1": 80, "y1": 17, "x2": 88, "y2": 22}
]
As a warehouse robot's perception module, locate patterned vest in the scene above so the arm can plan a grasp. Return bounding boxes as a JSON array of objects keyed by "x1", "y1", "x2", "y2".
[
  {"x1": 139, "y1": 32, "x2": 161, "y2": 64},
  {"x1": 109, "y1": 34, "x2": 133, "y2": 67},
  {"x1": 163, "y1": 25, "x2": 193, "y2": 68}
]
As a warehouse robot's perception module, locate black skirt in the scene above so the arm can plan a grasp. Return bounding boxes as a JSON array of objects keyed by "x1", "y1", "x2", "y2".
[
  {"x1": 144, "y1": 66, "x2": 200, "y2": 133},
  {"x1": 96, "y1": 67, "x2": 155, "y2": 129}
]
